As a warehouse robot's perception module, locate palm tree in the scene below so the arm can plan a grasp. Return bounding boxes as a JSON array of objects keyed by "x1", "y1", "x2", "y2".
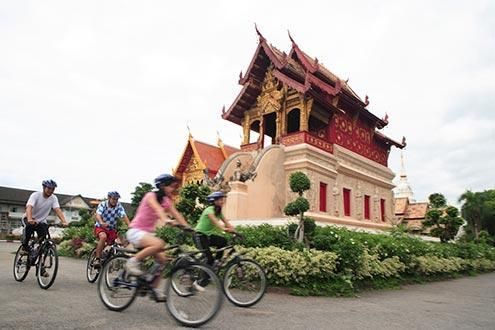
[{"x1": 458, "y1": 190, "x2": 483, "y2": 239}]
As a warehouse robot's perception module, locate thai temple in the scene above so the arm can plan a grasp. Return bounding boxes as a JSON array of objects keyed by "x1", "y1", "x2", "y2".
[{"x1": 175, "y1": 29, "x2": 407, "y2": 230}]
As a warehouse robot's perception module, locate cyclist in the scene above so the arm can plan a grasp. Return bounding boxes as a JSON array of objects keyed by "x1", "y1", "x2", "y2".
[
  {"x1": 93, "y1": 191, "x2": 131, "y2": 269},
  {"x1": 194, "y1": 191, "x2": 235, "y2": 267},
  {"x1": 125, "y1": 174, "x2": 193, "y2": 301},
  {"x1": 21, "y1": 180, "x2": 68, "y2": 274}
]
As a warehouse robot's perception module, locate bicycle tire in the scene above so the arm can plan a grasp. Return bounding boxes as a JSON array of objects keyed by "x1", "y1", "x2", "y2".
[
  {"x1": 97, "y1": 255, "x2": 138, "y2": 312},
  {"x1": 86, "y1": 248, "x2": 99, "y2": 283},
  {"x1": 223, "y1": 258, "x2": 266, "y2": 307},
  {"x1": 165, "y1": 263, "x2": 223, "y2": 327},
  {"x1": 37, "y1": 242, "x2": 59, "y2": 289},
  {"x1": 13, "y1": 245, "x2": 30, "y2": 282}
]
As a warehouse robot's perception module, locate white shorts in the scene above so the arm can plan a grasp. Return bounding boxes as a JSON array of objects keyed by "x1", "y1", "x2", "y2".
[{"x1": 126, "y1": 228, "x2": 150, "y2": 248}]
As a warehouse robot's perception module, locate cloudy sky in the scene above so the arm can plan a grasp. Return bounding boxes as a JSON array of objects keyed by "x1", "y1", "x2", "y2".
[{"x1": 1, "y1": 0, "x2": 494, "y2": 205}]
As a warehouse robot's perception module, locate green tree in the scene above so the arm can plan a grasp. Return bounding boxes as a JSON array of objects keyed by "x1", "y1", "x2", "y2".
[
  {"x1": 130, "y1": 182, "x2": 154, "y2": 216},
  {"x1": 423, "y1": 193, "x2": 464, "y2": 243},
  {"x1": 283, "y1": 171, "x2": 311, "y2": 242},
  {"x1": 429, "y1": 193, "x2": 447, "y2": 208},
  {"x1": 176, "y1": 183, "x2": 211, "y2": 226},
  {"x1": 459, "y1": 189, "x2": 495, "y2": 239}
]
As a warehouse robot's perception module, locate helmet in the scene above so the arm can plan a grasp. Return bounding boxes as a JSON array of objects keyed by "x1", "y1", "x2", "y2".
[
  {"x1": 107, "y1": 191, "x2": 121, "y2": 198},
  {"x1": 207, "y1": 191, "x2": 226, "y2": 203},
  {"x1": 154, "y1": 174, "x2": 179, "y2": 188},
  {"x1": 42, "y1": 179, "x2": 57, "y2": 188}
]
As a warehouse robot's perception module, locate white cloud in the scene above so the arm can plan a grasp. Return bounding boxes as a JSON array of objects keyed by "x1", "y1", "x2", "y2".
[{"x1": 0, "y1": 0, "x2": 494, "y2": 205}]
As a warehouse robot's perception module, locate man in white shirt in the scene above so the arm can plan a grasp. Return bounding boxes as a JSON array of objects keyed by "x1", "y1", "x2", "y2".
[{"x1": 22, "y1": 179, "x2": 68, "y2": 250}]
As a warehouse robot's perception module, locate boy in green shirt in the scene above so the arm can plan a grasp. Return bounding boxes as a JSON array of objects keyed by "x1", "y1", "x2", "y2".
[{"x1": 194, "y1": 191, "x2": 235, "y2": 266}]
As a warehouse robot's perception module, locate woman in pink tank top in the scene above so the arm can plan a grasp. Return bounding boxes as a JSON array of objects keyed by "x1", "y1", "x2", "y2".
[{"x1": 125, "y1": 174, "x2": 191, "y2": 301}]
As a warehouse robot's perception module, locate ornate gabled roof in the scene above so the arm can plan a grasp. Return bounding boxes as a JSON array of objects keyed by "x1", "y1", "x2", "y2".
[
  {"x1": 174, "y1": 135, "x2": 239, "y2": 179},
  {"x1": 222, "y1": 29, "x2": 390, "y2": 130}
]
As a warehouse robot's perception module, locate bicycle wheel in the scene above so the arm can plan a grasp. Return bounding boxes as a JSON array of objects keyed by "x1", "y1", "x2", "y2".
[
  {"x1": 13, "y1": 245, "x2": 30, "y2": 282},
  {"x1": 166, "y1": 263, "x2": 223, "y2": 327},
  {"x1": 223, "y1": 258, "x2": 266, "y2": 307},
  {"x1": 37, "y1": 243, "x2": 59, "y2": 289},
  {"x1": 86, "y1": 248, "x2": 99, "y2": 283},
  {"x1": 97, "y1": 255, "x2": 138, "y2": 311}
]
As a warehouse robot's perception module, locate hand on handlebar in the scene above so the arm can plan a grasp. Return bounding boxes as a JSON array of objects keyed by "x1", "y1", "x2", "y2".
[{"x1": 28, "y1": 219, "x2": 37, "y2": 225}]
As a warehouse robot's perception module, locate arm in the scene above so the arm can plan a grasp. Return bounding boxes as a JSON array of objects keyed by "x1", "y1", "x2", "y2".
[
  {"x1": 54, "y1": 208, "x2": 68, "y2": 226},
  {"x1": 26, "y1": 205, "x2": 36, "y2": 224},
  {"x1": 207, "y1": 213, "x2": 229, "y2": 231},
  {"x1": 95, "y1": 213, "x2": 108, "y2": 228},
  {"x1": 122, "y1": 215, "x2": 131, "y2": 226},
  {"x1": 167, "y1": 203, "x2": 191, "y2": 228},
  {"x1": 222, "y1": 217, "x2": 235, "y2": 232}
]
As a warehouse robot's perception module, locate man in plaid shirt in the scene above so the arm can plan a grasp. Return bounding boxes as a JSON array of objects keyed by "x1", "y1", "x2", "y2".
[{"x1": 93, "y1": 191, "x2": 131, "y2": 268}]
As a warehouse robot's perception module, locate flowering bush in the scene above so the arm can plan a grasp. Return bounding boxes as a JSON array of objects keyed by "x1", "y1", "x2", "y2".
[{"x1": 240, "y1": 246, "x2": 338, "y2": 286}]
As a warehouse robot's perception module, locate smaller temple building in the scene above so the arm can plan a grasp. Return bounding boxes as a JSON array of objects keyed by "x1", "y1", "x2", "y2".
[
  {"x1": 393, "y1": 153, "x2": 428, "y2": 232},
  {"x1": 173, "y1": 134, "x2": 239, "y2": 185}
]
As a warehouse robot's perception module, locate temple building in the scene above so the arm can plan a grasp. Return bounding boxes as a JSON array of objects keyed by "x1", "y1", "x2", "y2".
[
  {"x1": 203, "y1": 29, "x2": 406, "y2": 230},
  {"x1": 394, "y1": 152, "x2": 428, "y2": 232},
  {"x1": 173, "y1": 133, "x2": 239, "y2": 185}
]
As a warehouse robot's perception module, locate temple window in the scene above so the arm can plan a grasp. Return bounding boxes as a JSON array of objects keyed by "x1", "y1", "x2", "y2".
[
  {"x1": 364, "y1": 195, "x2": 370, "y2": 220},
  {"x1": 343, "y1": 188, "x2": 351, "y2": 216},
  {"x1": 249, "y1": 120, "x2": 260, "y2": 144},
  {"x1": 319, "y1": 182, "x2": 327, "y2": 212},
  {"x1": 287, "y1": 108, "x2": 300, "y2": 134},
  {"x1": 380, "y1": 198, "x2": 386, "y2": 222},
  {"x1": 263, "y1": 112, "x2": 277, "y2": 145}
]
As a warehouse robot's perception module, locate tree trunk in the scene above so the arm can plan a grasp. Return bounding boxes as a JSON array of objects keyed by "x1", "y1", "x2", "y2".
[{"x1": 296, "y1": 212, "x2": 305, "y2": 242}]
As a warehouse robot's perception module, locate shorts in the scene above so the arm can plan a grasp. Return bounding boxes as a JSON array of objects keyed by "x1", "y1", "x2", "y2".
[
  {"x1": 126, "y1": 228, "x2": 150, "y2": 248},
  {"x1": 94, "y1": 227, "x2": 118, "y2": 245}
]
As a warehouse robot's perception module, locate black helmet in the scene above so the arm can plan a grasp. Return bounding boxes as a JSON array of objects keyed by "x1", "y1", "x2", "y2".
[
  {"x1": 207, "y1": 191, "x2": 226, "y2": 203},
  {"x1": 154, "y1": 174, "x2": 179, "y2": 189},
  {"x1": 107, "y1": 191, "x2": 121, "y2": 198},
  {"x1": 42, "y1": 179, "x2": 57, "y2": 188}
]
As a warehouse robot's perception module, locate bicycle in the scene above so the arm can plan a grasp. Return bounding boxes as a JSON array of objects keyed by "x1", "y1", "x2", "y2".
[
  {"x1": 13, "y1": 223, "x2": 60, "y2": 289},
  {"x1": 97, "y1": 226, "x2": 224, "y2": 327},
  {"x1": 194, "y1": 232, "x2": 267, "y2": 307},
  {"x1": 86, "y1": 239, "x2": 127, "y2": 283}
]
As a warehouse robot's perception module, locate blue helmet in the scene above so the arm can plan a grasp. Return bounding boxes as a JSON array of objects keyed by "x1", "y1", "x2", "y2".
[
  {"x1": 42, "y1": 179, "x2": 57, "y2": 188},
  {"x1": 107, "y1": 191, "x2": 121, "y2": 198},
  {"x1": 154, "y1": 174, "x2": 179, "y2": 188},
  {"x1": 207, "y1": 191, "x2": 226, "y2": 203}
]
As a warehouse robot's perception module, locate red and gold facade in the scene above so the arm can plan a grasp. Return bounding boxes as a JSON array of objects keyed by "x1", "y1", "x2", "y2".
[{"x1": 220, "y1": 29, "x2": 405, "y2": 229}]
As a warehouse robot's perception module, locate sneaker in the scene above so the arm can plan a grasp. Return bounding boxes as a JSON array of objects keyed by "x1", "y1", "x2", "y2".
[
  {"x1": 152, "y1": 288, "x2": 167, "y2": 302},
  {"x1": 93, "y1": 258, "x2": 101, "y2": 269},
  {"x1": 125, "y1": 258, "x2": 144, "y2": 276},
  {"x1": 192, "y1": 280, "x2": 205, "y2": 293},
  {"x1": 41, "y1": 268, "x2": 49, "y2": 277}
]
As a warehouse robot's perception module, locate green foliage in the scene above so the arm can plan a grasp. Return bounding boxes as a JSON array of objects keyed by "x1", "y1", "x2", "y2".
[
  {"x1": 429, "y1": 193, "x2": 447, "y2": 208},
  {"x1": 241, "y1": 246, "x2": 338, "y2": 286},
  {"x1": 289, "y1": 171, "x2": 311, "y2": 195},
  {"x1": 459, "y1": 189, "x2": 495, "y2": 240},
  {"x1": 284, "y1": 197, "x2": 310, "y2": 216},
  {"x1": 236, "y1": 224, "x2": 296, "y2": 250},
  {"x1": 285, "y1": 172, "x2": 311, "y2": 243},
  {"x1": 175, "y1": 183, "x2": 211, "y2": 225},
  {"x1": 130, "y1": 182, "x2": 154, "y2": 216},
  {"x1": 423, "y1": 195, "x2": 464, "y2": 243}
]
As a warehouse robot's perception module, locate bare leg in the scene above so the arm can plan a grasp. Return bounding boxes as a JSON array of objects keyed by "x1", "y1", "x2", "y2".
[{"x1": 95, "y1": 232, "x2": 107, "y2": 258}]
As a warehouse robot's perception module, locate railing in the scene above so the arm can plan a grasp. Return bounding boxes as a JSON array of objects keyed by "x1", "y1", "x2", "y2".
[{"x1": 280, "y1": 131, "x2": 333, "y2": 154}]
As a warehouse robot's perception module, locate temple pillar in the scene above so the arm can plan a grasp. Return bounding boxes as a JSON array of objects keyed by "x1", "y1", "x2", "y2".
[
  {"x1": 224, "y1": 181, "x2": 249, "y2": 220},
  {"x1": 243, "y1": 114, "x2": 250, "y2": 144}
]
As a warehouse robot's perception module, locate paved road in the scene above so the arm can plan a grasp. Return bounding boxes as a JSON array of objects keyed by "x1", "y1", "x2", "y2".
[{"x1": 1, "y1": 242, "x2": 494, "y2": 329}]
